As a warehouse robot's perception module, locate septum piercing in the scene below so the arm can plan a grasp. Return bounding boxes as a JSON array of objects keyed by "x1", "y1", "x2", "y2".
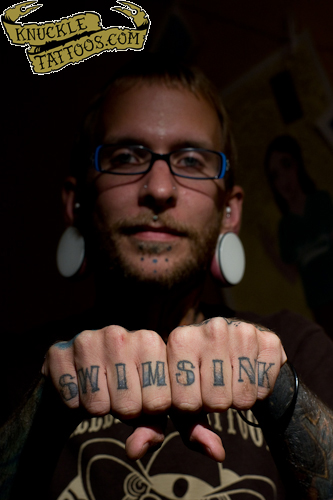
[{"x1": 144, "y1": 185, "x2": 176, "y2": 190}]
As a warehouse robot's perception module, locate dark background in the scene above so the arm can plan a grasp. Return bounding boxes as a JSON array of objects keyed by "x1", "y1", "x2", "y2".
[{"x1": 2, "y1": 0, "x2": 333, "y2": 335}]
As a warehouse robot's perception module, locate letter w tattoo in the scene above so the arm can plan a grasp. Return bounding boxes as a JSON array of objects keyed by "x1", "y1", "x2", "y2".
[{"x1": 77, "y1": 366, "x2": 100, "y2": 394}]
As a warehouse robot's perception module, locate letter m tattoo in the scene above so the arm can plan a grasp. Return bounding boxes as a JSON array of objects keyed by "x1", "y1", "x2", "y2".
[
  {"x1": 238, "y1": 357, "x2": 257, "y2": 384},
  {"x1": 142, "y1": 361, "x2": 167, "y2": 387},
  {"x1": 77, "y1": 366, "x2": 100, "y2": 394}
]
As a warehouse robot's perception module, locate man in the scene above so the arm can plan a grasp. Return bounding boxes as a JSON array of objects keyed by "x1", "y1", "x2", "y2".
[{"x1": 2, "y1": 55, "x2": 333, "y2": 499}]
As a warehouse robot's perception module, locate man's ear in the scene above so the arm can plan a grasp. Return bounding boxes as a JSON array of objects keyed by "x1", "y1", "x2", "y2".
[
  {"x1": 62, "y1": 176, "x2": 78, "y2": 225},
  {"x1": 221, "y1": 185, "x2": 244, "y2": 235}
]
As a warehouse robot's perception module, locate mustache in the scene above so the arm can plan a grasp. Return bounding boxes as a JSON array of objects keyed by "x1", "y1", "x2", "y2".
[{"x1": 114, "y1": 213, "x2": 200, "y2": 240}]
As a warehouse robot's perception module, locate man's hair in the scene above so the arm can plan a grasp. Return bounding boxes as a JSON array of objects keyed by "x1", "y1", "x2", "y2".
[{"x1": 71, "y1": 53, "x2": 236, "y2": 191}]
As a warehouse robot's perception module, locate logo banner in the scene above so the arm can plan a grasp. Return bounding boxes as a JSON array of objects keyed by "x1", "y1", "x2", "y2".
[{"x1": 1, "y1": 1, "x2": 150, "y2": 74}]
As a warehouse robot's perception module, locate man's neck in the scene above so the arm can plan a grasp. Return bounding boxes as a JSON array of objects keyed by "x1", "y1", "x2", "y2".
[{"x1": 93, "y1": 274, "x2": 207, "y2": 341}]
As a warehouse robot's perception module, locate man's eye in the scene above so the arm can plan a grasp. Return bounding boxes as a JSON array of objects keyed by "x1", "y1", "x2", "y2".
[
  {"x1": 111, "y1": 150, "x2": 139, "y2": 165},
  {"x1": 176, "y1": 154, "x2": 205, "y2": 169}
]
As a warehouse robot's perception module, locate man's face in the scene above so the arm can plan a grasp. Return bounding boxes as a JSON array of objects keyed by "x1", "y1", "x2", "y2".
[{"x1": 89, "y1": 82, "x2": 228, "y2": 288}]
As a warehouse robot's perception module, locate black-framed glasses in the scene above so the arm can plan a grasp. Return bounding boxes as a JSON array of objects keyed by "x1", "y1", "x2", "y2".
[{"x1": 94, "y1": 144, "x2": 230, "y2": 180}]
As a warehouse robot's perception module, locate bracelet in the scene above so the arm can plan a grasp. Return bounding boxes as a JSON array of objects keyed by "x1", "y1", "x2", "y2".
[{"x1": 237, "y1": 362, "x2": 299, "y2": 430}]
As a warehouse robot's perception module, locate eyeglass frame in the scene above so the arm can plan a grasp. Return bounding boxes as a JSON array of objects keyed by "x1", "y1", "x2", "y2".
[{"x1": 94, "y1": 144, "x2": 230, "y2": 180}]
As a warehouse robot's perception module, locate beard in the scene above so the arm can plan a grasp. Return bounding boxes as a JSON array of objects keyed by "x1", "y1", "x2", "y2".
[{"x1": 87, "y1": 211, "x2": 222, "y2": 292}]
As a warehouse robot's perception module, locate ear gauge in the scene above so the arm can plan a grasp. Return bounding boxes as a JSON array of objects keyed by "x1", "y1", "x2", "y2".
[
  {"x1": 210, "y1": 233, "x2": 245, "y2": 286},
  {"x1": 56, "y1": 226, "x2": 86, "y2": 278}
]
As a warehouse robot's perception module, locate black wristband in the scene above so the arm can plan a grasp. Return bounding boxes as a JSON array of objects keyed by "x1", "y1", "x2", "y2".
[{"x1": 237, "y1": 362, "x2": 299, "y2": 430}]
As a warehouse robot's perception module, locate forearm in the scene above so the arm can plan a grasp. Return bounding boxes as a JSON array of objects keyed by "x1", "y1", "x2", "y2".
[
  {"x1": 0, "y1": 375, "x2": 81, "y2": 500},
  {"x1": 253, "y1": 363, "x2": 333, "y2": 499}
]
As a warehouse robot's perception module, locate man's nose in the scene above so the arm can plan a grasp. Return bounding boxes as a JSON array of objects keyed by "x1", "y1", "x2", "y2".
[{"x1": 139, "y1": 159, "x2": 177, "y2": 209}]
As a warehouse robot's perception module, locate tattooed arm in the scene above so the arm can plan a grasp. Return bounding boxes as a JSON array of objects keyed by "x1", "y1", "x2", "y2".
[
  {"x1": 0, "y1": 375, "x2": 81, "y2": 500},
  {"x1": 253, "y1": 362, "x2": 333, "y2": 499}
]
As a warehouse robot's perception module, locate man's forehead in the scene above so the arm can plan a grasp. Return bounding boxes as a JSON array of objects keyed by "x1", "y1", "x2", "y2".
[{"x1": 100, "y1": 82, "x2": 224, "y2": 150}]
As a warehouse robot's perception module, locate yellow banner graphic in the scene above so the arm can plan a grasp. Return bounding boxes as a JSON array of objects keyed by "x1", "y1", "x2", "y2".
[{"x1": 1, "y1": 1, "x2": 150, "y2": 74}]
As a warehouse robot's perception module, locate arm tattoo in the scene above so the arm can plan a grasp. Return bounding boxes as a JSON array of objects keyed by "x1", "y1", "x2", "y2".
[{"x1": 254, "y1": 364, "x2": 333, "y2": 496}]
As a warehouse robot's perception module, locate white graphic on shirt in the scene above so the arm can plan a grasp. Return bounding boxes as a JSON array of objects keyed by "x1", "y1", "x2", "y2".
[{"x1": 57, "y1": 432, "x2": 277, "y2": 500}]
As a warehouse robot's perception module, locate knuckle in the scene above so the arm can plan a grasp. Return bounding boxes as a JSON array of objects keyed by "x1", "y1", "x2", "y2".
[
  {"x1": 143, "y1": 394, "x2": 171, "y2": 414},
  {"x1": 233, "y1": 394, "x2": 256, "y2": 410},
  {"x1": 204, "y1": 391, "x2": 233, "y2": 412},
  {"x1": 103, "y1": 325, "x2": 130, "y2": 350},
  {"x1": 237, "y1": 324, "x2": 259, "y2": 351},
  {"x1": 82, "y1": 397, "x2": 111, "y2": 416},
  {"x1": 167, "y1": 327, "x2": 190, "y2": 350},
  {"x1": 233, "y1": 385, "x2": 257, "y2": 410},
  {"x1": 172, "y1": 395, "x2": 202, "y2": 412},
  {"x1": 136, "y1": 329, "x2": 165, "y2": 350},
  {"x1": 206, "y1": 317, "x2": 226, "y2": 335},
  {"x1": 63, "y1": 398, "x2": 80, "y2": 410},
  {"x1": 113, "y1": 400, "x2": 142, "y2": 420},
  {"x1": 72, "y1": 330, "x2": 96, "y2": 354}
]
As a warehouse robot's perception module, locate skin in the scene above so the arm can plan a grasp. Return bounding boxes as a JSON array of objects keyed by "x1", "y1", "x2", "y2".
[{"x1": 43, "y1": 83, "x2": 286, "y2": 462}]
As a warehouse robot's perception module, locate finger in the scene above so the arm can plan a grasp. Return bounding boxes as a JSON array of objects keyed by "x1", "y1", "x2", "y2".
[
  {"x1": 167, "y1": 327, "x2": 202, "y2": 412},
  {"x1": 171, "y1": 410, "x2": 225, "y2": 462},
  {"x1": 69, "y1": 330, "x2": 111, "y2": 415},
  {"x1": 43, "y1": 334, "x2": 88, "y2": 410},
  {"x1": 103, "y1": 326, "x2": 143, "y2": 420},
  {"x1": 229, "y1": 323, "x2": 260, "y2": 409},
  {"x1": 125, "y1": 415, "x2": 167, "y2": 460},
  {"x1": 196, "y1": 321, "x2": 233, "y2": 412},
  {"x1": 256, "y1": 329, "x2": 288, "y2": 400},
  {"x1": 138, "y1": 331, "x2": 171, "y2": 414}
]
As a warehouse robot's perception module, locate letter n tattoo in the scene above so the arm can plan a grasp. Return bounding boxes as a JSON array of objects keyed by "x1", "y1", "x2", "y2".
[
  {"x1": 142, "y1": 361, "x2": 167, "y2": 387},
  {"x1": 213, "y1": 360, "x2": 224, "y2": 386},
  {"x1": 115, "y1": 363, "x2": 128, "y2": 390},
  {"x1": 238, "y1": 357, "x2": 257, "y2": 384},
  {"x1": 77, "y1": 366, "x2": 100, "y2": 394}
]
